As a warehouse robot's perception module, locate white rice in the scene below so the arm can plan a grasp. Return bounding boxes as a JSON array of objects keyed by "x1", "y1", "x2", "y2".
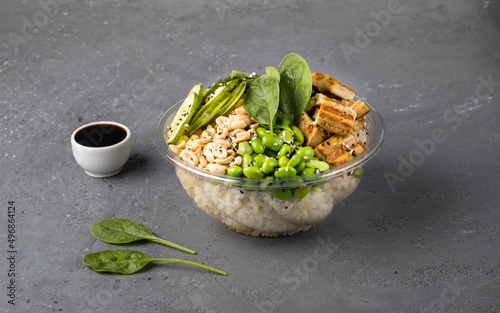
[{"x1": 176, "y1": 168, "x2": 360, "y2": 237}]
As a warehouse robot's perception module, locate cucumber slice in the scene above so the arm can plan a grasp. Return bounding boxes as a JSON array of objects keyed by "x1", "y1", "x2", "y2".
[
  {"x1": 166, "y1": 83, "x2": 203, "y2": 144},
  {"x1": 185, "y1": 80, "x2": 238, "y2": 136},
  {"x1": 207, "y1": 82, "x2": 247, "y2": 124}
]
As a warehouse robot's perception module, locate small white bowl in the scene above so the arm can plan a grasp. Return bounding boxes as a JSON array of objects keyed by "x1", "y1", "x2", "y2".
[{"x1": 71, "y1": 121, "x2": 131, "y2": 178}]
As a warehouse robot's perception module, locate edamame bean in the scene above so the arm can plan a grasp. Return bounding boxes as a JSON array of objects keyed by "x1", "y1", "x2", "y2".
[
  {"x1": 264, "y1": 149, "x2": 278, "y2": 158},
  {"x1": 226, "y1": 166, "x2": 243, "y2": 177},
  {"x1": 256, "y1": 127, "x2": 268, "y2": 138},
  {"x1": 287, "y1": 154, "x2": 302, "y2": 168},
  {"x1": 238, "y1": 141, "x2": 253, "y2": 156},
  {"x1": 294, "y1": 185, "x2": 312, "y2": 199},
  {"x1": 305, "y1": 160, "x2": 330, "y2": 171},
  {"x1": 251, "y1": 137, "x2": 265, "y2": 154},
  {"x1": 297, "y1": 146, "x2": 315, "y2": 160},
  {"x1": 279, "y1": 129, "x2": 294, "y2": 143},
  {"x1": 262, "y1": 158, "x2": 278, "y2": 174},
  {"x1": 274, "y1": 166, "x2": 297, "y2": 178},
  {"x1": 241, "y1": 154, "x2": 253, "y2": 168},
  {"x1": 272, "y1": 189, "x2": 293, "y2": 200},
  {"x1": 243, "y1": 166, "x2": 265, "y2": 179},
  {"x1": 260, "y1": 176, "x2": 274, "y2": 189},
  {"x1": 351, "y1": 167, "x2": 363, "y2": 178},
  {"x1": 278, "y1": 156, "x2": 290, "y2": 168},
  {"x1": 295, "y1": 160, "x2": 306, "y2": 173},
  {"x1": 277, "y1": 144, "x2": 292, "y2": 159},
  {"x1": 291, "y1": 126, "x2": 304, "y2": 144},
  {"x1": 262, "y1": 133, "x2": 283, "y2": 152},
  {"x1": 311, "y1": 185, "x2": 321, "y2": 191},
  {"x1": 253, "y1": 154, "x2": 267, "y2": 168},
  {"x1": 301, "y1": 167, "x2": 316, "y2": 176}
]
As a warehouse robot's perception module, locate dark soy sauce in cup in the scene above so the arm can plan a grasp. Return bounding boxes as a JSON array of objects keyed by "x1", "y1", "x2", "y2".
[{"x1": 75, "y1": 123, "x2": 127, "y2": 147}]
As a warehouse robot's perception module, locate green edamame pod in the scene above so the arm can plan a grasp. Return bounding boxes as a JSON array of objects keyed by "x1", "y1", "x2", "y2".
[
  {"x1": 226, "y1": 166, "x2": 243, "y2": 177},
  {"x1": 243, "y1": 166, "x2": 265, "y2": 179},
  {"x1": 291, "y1": 126, "x2": 304, "y2": 144},
  {"x1": 294, "y1": 185, "x2": 312, "y2": 199},
  {"x1": 287, "y1": 154, "x2": 302, "y2": 168},
  {"x1": 241, "y1": 154, "x2": 253, "y2": 168},
  {"x1": 251, "y1": 137, "x2": 265, "y2": 154},
  {"x1": 278, "y1": 156, "x2": 290, "y2": 168},
  {"x1": 272, "y1": 189, "x2": 293, "y2": 200},
  {"x1": 277, "y1": 144, "x2": 292, "y2": 159},
  {"x1": 253, "y1": 154, "x2": 267, "y2": 168},
  {"x1": 274, "y1": 166, "x2": 297, "y2": 178},
  {"x1": 238, "y1": 141, "x2": 253, "y2": 156},
  {"x1": 262, "y1": 158, "x2": 278, "y2": 174}
]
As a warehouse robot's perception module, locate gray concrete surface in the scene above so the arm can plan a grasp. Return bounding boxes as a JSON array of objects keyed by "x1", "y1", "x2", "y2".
[{"x1": 1, "y1": 0, "x2": 499, "y2": 312}]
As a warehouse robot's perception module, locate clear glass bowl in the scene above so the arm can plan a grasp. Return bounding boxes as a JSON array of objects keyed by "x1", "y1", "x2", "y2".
[{"x1": 154, "y1": 98, "x2": 385, "y2": 237}]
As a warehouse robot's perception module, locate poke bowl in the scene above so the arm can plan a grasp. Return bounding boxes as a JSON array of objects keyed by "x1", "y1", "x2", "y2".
[{"x1": 154, "y1": 54, "x2": 385, "y2": 237}]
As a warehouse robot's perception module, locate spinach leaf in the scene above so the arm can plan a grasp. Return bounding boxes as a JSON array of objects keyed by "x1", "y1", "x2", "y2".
[
  {"x1": 265, "y1": 66, "x2": 280, "y2": 82},
  {"x1": 91, "y1": 219, "x2": 195, "y2": 254},
  {"x1": 243, "y1": 75, "x2": 280, "y2": 133},
  {"x1": 83, "y1": 250, "x2": 227, "y2": 275},
  {"x1": 278, "y1": 53, "x2": 312, "y2": 125}
]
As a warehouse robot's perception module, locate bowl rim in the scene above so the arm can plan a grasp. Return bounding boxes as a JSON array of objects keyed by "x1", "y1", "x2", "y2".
[{"x1": 154, "y1": 96, "x2": 386, "y2": 189}]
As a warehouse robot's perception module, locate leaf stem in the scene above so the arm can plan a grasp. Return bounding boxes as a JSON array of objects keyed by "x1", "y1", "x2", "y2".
[
  {"x1": 149, "y1": 258, "x2": 227, "y2": 276},
  {"x1": 151, "y1": 237, "x2": 196, "y2": 255}
]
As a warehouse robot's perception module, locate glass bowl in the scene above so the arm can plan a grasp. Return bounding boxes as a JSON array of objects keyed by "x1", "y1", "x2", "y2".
[{"x1": 154, "y1": 98, "x2": 385, "y2": 237}]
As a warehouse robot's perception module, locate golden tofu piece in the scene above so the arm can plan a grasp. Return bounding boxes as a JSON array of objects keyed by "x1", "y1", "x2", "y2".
[
  {"x1": 297, "y1": 112, "x2": 329, "y2": 148},
  {"x1": 314, "y1": 93, "x2": 356, "y2": 136},
  {"x1": 353, "y1": 116, "x2": 365, "y2": 132},
  {"x1": 312, "y1": 71, "x2": 355, "y2": 101},
  {"x1": 350, "y1": 99, "x2": 370, "y2": 118},
  {"x1": 314, "y1": 131, "x2": 365, "y2": 166}
]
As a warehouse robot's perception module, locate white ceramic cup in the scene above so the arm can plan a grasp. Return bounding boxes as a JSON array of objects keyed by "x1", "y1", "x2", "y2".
[{"x1": 71, "y1": 121, "x2": 131, "y2": 178}]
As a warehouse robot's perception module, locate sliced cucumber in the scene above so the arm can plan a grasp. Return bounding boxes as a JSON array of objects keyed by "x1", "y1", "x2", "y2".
[
  {"x1": 185, "y1": 80, "x2": 238, "y2": 136},
  {"x1": 166, "y1": 83, "x2": 203, "y2": 144}
]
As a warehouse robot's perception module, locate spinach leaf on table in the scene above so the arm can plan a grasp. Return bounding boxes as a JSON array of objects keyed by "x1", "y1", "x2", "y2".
[
  {"x1": 243, "y1": 75, "x2": 280, "y2": 134},
  {"x1": 278, "y1": 53, "x2": 312, "y2": 125},
  {"x1": 91, "y1": 218, "x2": 195, "y2": 254},
  {"x1": 83, "y1": 250, "x2": 227, "y2": 275}
]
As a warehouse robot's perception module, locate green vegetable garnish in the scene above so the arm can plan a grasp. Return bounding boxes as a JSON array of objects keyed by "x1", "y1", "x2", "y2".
[
  {"x1": 83, "y1": 250, "x2": 227, "y2": 275},
  {"x1": 91, "y1": 219, "x2": 195, "y2": 255},
  {"x1": 243, "y1": 75, "x2": 280, "y2": 134}
]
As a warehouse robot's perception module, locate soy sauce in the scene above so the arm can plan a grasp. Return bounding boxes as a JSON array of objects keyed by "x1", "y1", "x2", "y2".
[{"x1": 75, "y1": 123, "x2": 127, "y2": 147}]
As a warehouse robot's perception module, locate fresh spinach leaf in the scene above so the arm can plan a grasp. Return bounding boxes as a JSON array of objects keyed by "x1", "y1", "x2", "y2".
[
  {"x1": 83, "y1": 250, "x2": 227, "y2": 275},
  {"x1": 265, "y1": 66, "x2": 280, "y2": 82},
  {"x1": 91, "y1": 219, "x2": 195, "y2": 254},
  {"x1": 278, "y1": 53, "x2": 312, "y2": 125},
  {"x1": 243, "y1": 75, "x2": 280, "y2": 133}
]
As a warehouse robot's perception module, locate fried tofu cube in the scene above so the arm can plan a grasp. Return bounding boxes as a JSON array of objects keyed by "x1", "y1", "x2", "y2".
[
  {"x1": 314, "y1": 93, "x2": 356, "y2": 136},
  {"x1": 297, "y1": 112, "x2": 329, "y2": 148},
  {"x1": 314, "y1": 131, "x2": 365, "y2": 166},
  {"x1": 353, "y1": 116, "x2": 365, "y2": 132},
  {"x1": 350, "y1": 99, "x2": 370, "y2": 118},
  {"x1": 312, "y1": 71, "x2": 355, "y2": 101}
]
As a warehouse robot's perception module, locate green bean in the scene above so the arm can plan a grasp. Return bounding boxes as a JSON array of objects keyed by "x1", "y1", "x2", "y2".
[
  {"x1": 277, "y1": 144, "x2": 292, "y2": 159},
  {"x1": 238, "y1": 141, "x2": 253, "y2": 156},
  {"x1": 287, "y1": 154, "x2": 302, "y2": 168},
  {"x1": 253, "y1": 154, "x2": 267, "y2": 168},
  {"x1": 250, "y1": 137, "x2": 265, "y2": 154},
  {"x1": 351, "y1": 168, "x2": 363, "y2": 178},
  {"x1": 226, "y1": 166, "x2": 243, "y2": 177},
  {"x1": 262, "y1": 158, "x2": 278, "y2": 174},
  {"x1": 305, "y1": 160, "x2": 330, "y2": 171},
  {"x1": 295, "y1": 160, "x2": 306, "y2": 174},
  {"x1": 262, "y1": 133, "x2": 283, "y2": 152},
  {"x1": 279, "y1": 129, "x2": 294, "y2": 143},
  {"x1": 274, "y1": 166, "x2": 297, "y2": 178},
  {"x1": 243, "y1": 166, "x2": 265, "y2": 179},
  {"x1": 278, "y1": 156, "x2": 290, "y2": 168},
  {"x1": 297, "y1": 146, "x2": 315, "y2": 161},
  {"x1": 291, "y1": 126, "x2": 304, "y2": 144},
  {"x1": 241, "y1": 154, "x2": 253, "y2": 168},
  {"x1": 294, "y1": 185, "x2": 312, "y2": 199},
  {"x1": 256, "y1": 127, "x2": 268, "y2": 138},
  {"x1": 272, "y1": 189, "x2": 293, "y2": 200}
]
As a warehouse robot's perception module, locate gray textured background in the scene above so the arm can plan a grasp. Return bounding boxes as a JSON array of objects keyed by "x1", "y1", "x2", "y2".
[{"x1": 1, "y1": 0, "x2": 499, "y2": 312}]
